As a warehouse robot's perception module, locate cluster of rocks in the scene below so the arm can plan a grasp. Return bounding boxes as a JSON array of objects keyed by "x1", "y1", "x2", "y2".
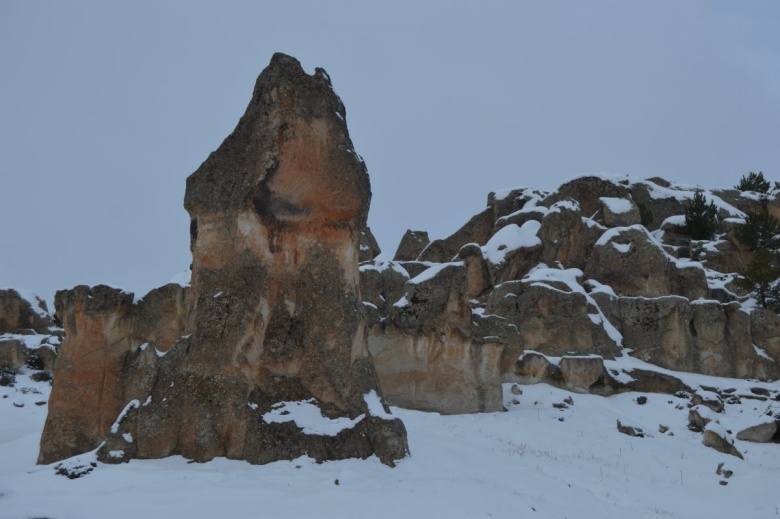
[
  {"x1": 0, "y1": 288, "x2": 60, "y2": 386},
  {"x1": 7, "y1": 53, "x2": 779, "y2": 471},
  {"x1": 360, "y1": 176, "x2": 780, "y2": 413},
  {"x1": 685, "y1": 387, "x2": 780, "y2": 458}
]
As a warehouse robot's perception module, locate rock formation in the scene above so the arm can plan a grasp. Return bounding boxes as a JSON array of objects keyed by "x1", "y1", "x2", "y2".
[
  {"x1": 364, "y1": 175, "x2": 780, "y2": 413},
  {"x1": 0, "y1": 289, "x2": 60, "y2": 374},
  {"x1": 38, "y1": 53, "x2": 408, "y2": 467}
]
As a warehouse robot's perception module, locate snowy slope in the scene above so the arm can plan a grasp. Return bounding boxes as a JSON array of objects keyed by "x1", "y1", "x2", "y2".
[{"x1": 0, "y1": 368, "x2": 778, "y2": 519}]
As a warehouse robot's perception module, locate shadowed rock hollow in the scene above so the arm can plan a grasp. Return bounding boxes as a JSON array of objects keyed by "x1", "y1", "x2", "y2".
[{"x1": 38, "y1": 53, "x2": 409, "y2": 467}]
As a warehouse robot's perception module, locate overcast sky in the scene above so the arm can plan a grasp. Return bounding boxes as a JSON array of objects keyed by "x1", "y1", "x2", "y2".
[{"x1": 2, "y1": 1, "x2": 779, "y2": 305}]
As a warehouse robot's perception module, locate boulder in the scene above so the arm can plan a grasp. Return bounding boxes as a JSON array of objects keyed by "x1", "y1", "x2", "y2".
[
  {"x1": 599, "y1": 197, "x2": 641, "y2": 227},
  {"x1": 513, "y1": 351, "x2": 555, "y2": 384},
  {"x1": 584, "y1": 226, "x2": 707, "y2": 299},
  {"x1": 691, "y1": 390, "x2": 724, "y2": 413},
  {"x1": 487, "y1": 280, "x2": 621, "y2": 360},
  {"x1": 359, "y1": 227, "x2": 382, "y2": 262},
  {"x1": 0, "y1": 289, "x2": 52, "y2": 334},
  {"x1": 736, "y1": 420, "x2": 778, "y2": 443},
  {"x1": 702, "y1": 424, "x2": 744, "y2": 459},
  {"x1": 417, "y1": 207, "x2": 494, "y2": 263},
  {"x1": 393, "y1": 230, "x2": 430, "y2": 261},
  {"x1": 628, "y1": 181, "x2": 687, "y2": 231},
  {"x1": 616, "y1": 420, "x2": 645, "y2": 438},
  {"x1": 542, "y1": 176, "x2": 631, "y2": 220},
  {"x1": 559, "y1": 356, "x2": 605, "y2": 392},
  {"x1": 481, "y1": 222, "x2": 542, "y2": 285},
  {"x1": 537, "y1": 200, "x2": 604, "y2": 270},
  {"x1": 0, "y1": 338, "x2": 27, "y2": 370},
  {"x1": 39, "y1": 53, "x2": 408, "y2": 468}
]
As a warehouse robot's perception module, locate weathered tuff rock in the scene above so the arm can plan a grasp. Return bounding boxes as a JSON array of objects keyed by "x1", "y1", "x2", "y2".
[
  {"x1": 702, "y1": 425, "x2": 744, "y2": 459},
  {"x1": 367, "y1": 260, "x2": 512, "y2": 414},
  {"x1": 736, "y1": 420, "x2": 778, "y2": 443},
  {"x1": 39, "y1": 53, "x2": 408, "y2": 467},
  {"x1": 393, "y1": 230, "x2": 430, "y2": 261},
  {"x1": 0, "y1": 288, "x2": 52, "y2": 334},
  {"x1": 362, "y1": 174, "x2": 780, "y2": 412},
  {"x1": 0, "y1": 289, "x2": 60, "y2": 372},
  {"x1": 585, "y1": 226, "x2": 707, "y2": 300}
]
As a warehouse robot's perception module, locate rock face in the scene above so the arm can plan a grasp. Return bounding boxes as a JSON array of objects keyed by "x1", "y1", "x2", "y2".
[
  {"x1": 39, "y1": 53, "x2": 408, "y2": 467},
  {"x1": 0, "y1": 289, "x2": 52, "y2": 334},
  {"x1": 0, "y1": 289, "x2": 60, "y2": 373},
  {"x1": 364, "y1": 174, "x2": 780, "y2": 413}
]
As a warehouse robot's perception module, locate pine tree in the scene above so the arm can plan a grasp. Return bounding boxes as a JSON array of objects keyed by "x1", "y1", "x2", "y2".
[
  {"x1": 735, "y1": 171, "x2": 770, "y2": 193},
  {"x1": 737, "y1": 249, "x2": 780, "y2": 311},
  {"x1": 737, "y1": 210, "x2": 780, "y2": 251},
  {"x1": 684, "y1": 190, "x2": 718, "y2": 240}
]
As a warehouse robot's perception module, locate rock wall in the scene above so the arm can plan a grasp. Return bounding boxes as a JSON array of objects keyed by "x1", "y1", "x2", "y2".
[{"x1": 39, "y1": 54, "x2": 408, "y2": 467}]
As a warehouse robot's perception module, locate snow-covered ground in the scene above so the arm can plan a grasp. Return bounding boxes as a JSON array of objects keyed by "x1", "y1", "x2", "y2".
[{"x1": 1, "y1": 368, "x2": 778, "y2": 519}]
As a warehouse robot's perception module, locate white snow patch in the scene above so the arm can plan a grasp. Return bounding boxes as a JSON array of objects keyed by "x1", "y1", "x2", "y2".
[
  {"x1": 122, "y1": 433, "x2": 133, "y2": 444},
  {"x1": 409, "y1": 261, "x2": 463, "y2": 285},
  {"x1": 547, "y1": 199, "x2": 580, "y2": 214},
  {"x1": 363, "y1": 390, "x2": 394, "y2": 420},
  {"x1": 392, "y1": 295, "x2": 409, "y2": 308},
  {"x1": 753, "y1": 344, "x2": 774, "y2": 361},
  {"x1": 111, "y1": 400, "x2": 140, "y2": 434},
  {"x1": 213, "y1": 291, "x2": 223, "y2": 298},
  {"x1": 359, "y1": 261, "x2": 411, "y2": 278},
  {"x1": 108, "y1": 450, "x2": 125, "y2": 459},
  {"x1": 262, "y1": 399, "x2": 364, "y2": 436},
  {"x1": 482, "y1": 221, "x2": 541, "y2": 264},
  {"x1": 600, "y1": 197, "x2": 633, "y2": 214},
  {"x1": 612, "y1": 242, "x2": 631, "y2": 254},
  {"x1": 660, "y1": 214, "x2": 686, "y2": 228}
]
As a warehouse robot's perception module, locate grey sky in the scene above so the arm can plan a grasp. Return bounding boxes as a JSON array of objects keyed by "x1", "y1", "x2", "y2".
[{"x1": 1, "y1": 1, "x2": 779, "y2": 305}]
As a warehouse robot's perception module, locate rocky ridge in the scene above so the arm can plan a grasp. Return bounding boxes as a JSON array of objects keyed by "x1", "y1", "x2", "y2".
[{"x1": 363, "y1": 175, "x2": 780, "y2": 414}]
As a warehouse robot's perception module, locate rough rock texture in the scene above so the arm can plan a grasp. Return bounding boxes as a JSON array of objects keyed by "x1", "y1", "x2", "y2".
[
  {"x1": 368, "y1": 261, "x2": 510, "y2": 414},
  {"x1": 362, "y1": 173, "x2": 780, "y2": 411},
  {"x1": 486, "y1": 281, "x2": 620, "y2": 360},
  {"x1": 0, "y1": 289, "x2": 52, "y2": 334},
  {"x1": 418, "y1": 208, "x2": 495, "y2": 263},
  {"x1": 393, "y1": 230, "x2": 430, "y2": 261},
  {"x1": 736, "y1": 421, "x2": 778, "y2": 443},
  {"x1": 39, "y1": 54, "x2": 408, "y2": 467},
  {"x1": 39, "y1": 283, "x2": 192, "y2": 464},
  {"x1": 600, "y1": 197, "x2": 641, "y2": 228},
  {"x1": 359, "y1": 227, "x2": 382, "y2": 262},
  {"x1": 0, "y1": 338, "x2": 27, "y2": 370},
  {"x1": 585, "y1": 226, "x2": 707, "y2": 300},
  {"x1": 702, "y1": 427, "x2": 744, "y2": 459}
]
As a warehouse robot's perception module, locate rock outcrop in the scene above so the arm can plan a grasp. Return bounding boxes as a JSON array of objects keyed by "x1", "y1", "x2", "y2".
[
  {"x1": 39, "y1": 53, "x2": 408, "y2": 467},
  {"x1": 0, "y1": 288, "x2": 52, "y2": 334},
  {"x1": 363, "y1": 174, "x2": 780, "y2": 413},
  {"x1": 0, "y1": 289, "x2": 60, "y2": 373}
]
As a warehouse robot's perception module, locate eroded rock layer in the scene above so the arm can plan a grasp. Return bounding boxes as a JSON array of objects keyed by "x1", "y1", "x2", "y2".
[{"x1": 38, "y1": 54, "x2": 408, "y2": 466}]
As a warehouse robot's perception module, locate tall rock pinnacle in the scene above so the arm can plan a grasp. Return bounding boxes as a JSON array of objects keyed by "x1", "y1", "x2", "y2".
[{"x1": 38, "y1": 53, "x2": 409, "y2": 467}]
